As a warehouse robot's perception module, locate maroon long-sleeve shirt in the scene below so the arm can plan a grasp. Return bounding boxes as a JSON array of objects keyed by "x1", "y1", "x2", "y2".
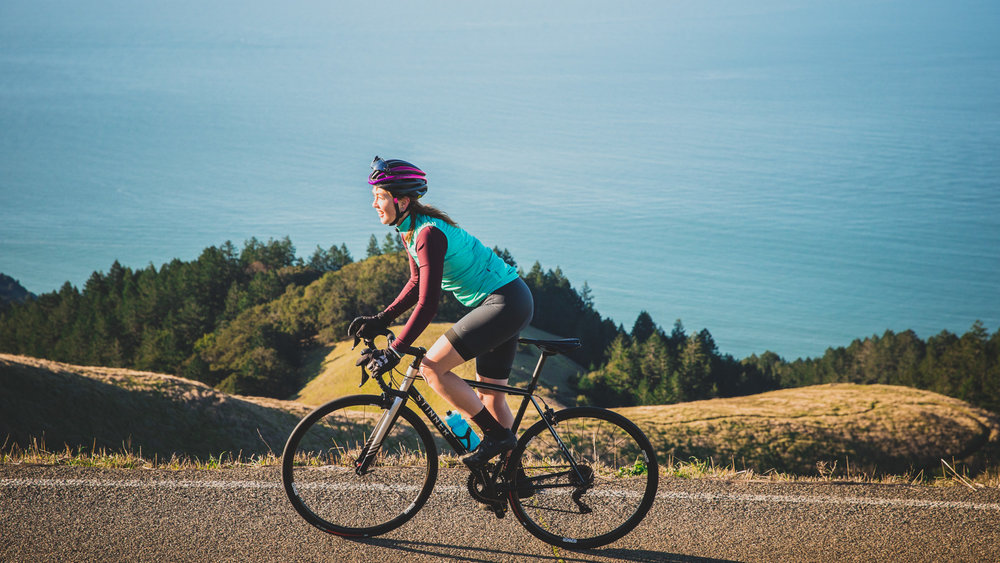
[{"x1": 381, "y1": 226, "x2": 448, "y2": 353}]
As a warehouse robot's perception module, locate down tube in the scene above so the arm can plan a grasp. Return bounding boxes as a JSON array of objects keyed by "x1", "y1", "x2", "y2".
[{"x1": 408, "y1": 387, "x2": 470, "y2": 455}]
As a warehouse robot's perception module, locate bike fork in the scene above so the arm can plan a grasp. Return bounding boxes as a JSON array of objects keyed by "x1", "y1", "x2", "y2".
[{"x1": 355, "y1": 364, "x2": 421, "y2": 474}]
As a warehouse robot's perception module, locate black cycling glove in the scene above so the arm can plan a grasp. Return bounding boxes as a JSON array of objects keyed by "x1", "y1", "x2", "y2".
[
  {"x1": 347, "y1": 313, "x2": 389, "y2": 340},
  {"x1": 357, "y1": 347, "x2": 401, "y2": 377}
]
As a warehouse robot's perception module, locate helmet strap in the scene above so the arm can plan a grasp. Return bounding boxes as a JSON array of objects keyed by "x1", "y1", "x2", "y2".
[{"x1": 389, "y1": 197, "x2": 409, "y2": 227}]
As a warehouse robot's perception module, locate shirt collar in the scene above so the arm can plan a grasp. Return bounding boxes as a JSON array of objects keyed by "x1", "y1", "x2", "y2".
[{"x1": 395, "y1": 212, "x2": 416, "y2": 232}]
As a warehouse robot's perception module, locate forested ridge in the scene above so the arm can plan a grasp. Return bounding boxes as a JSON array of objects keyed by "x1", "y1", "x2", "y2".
[
  {"x1": 0, "y1": 274, "x2": 35, "y2": 311},
  {"x1": 1, "y1": 236, "x2": 997, "y2": 413}
]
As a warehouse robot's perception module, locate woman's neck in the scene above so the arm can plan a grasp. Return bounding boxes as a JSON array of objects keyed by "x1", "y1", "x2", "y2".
[{"x1": 394, "y1": 210, "x2": 413, "y2": 229}]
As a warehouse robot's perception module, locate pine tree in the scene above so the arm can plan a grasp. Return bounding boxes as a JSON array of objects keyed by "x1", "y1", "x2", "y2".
[
  {"x1": 580, "y1": 281, "x2": 594, "y2": 309},
  {"x1": 309, "y1": 243, "x2": 353, "y2": 272},
  {"x1": 366, "y1": 234, "x2": 382, "y2": 258},
  {"x1": 631, "y1": 311, "x2": 657, "y2": 344},
  {"x1": 381, "y1": 233, "x2": 404, "y2": 254}
]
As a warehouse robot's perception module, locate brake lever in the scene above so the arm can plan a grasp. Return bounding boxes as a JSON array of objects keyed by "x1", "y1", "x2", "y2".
[
  {"x1": 354, "y1": 330, "x2": 395, "y2": 388},
  {"x1": 356, "y1": 347, "x2": 373, "y2": 378}
]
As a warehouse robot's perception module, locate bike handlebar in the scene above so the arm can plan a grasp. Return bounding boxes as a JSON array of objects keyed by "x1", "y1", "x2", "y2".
[
  {"x1": 354, "y1": 329, "x2": 428, "y2": 390},
  {"x1": 355, "y1": 329, "x2": 427, "y2": 359}
]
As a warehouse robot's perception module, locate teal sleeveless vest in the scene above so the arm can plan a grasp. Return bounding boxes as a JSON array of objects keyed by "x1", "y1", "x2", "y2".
[{"x1": 397, "y1": 214, "x2": 520, "y2": 307}]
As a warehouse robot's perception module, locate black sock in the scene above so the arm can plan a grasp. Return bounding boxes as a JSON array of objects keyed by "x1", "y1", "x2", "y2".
[{"x1": 471, "y1": 406, "x2": 506, "y2": 437}]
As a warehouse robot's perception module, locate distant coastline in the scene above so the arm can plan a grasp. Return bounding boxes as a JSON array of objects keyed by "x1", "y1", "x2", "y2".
[
  {"x1": 0, "y1": 274, "x2": 35, "y2": 310},
  {"x1": 3, "y1": 1, "x2": 998, "y2": 361}
]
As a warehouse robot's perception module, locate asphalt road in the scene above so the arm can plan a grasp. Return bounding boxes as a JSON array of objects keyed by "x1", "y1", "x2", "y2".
[{"x1": 2, "y1": 465, "x2": 999, "y2": 562}]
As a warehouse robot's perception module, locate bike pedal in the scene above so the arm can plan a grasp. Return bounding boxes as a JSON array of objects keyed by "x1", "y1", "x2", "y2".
[
  {"x1": 477, "y1": 501, "x2": 506, "y2": 518},
  {"x1": 490, "y1": 503, "x2": 507, "y2": 519}
]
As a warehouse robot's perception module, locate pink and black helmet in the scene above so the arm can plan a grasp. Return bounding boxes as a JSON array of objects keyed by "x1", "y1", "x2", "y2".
[{"x1": 368, "y1": 156, "x2": 428, "y2": 199}]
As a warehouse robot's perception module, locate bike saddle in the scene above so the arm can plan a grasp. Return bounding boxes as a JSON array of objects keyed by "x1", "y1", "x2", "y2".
[{"x1": 518, "y1": 338, "x2": 582, "y2": 356}]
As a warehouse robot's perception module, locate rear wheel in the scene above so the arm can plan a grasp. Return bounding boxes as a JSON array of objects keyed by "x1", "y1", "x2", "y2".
[
  {"x1": 281, "y1": 394, "x2": 437, "y2": 536},
  {"x1": 507, "y1": 407, "x2": 659, "y2": 548}
]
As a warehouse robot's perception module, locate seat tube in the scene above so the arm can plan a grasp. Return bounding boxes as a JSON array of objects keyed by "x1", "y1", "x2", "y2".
[{"x1": 511, "y1": 354, "x2": 549, "y2": 432}]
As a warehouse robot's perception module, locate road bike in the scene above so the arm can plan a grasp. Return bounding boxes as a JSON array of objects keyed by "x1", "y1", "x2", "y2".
[{"x1": 281, "y1": 330, "x2": 659, "y2": 548}]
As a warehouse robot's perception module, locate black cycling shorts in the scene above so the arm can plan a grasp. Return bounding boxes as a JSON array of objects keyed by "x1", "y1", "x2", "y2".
[{"x1": 444, "y1": 278, "x2": 533, "y2": 379}]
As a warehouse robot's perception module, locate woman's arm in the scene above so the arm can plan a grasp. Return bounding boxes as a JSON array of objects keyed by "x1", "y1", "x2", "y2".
[
  {"x1": 380, "y1": 247, "x2": 421, "y2": 321},
  {"x1": 389, "y1": 226, "x2": 446, "y2": 352}
]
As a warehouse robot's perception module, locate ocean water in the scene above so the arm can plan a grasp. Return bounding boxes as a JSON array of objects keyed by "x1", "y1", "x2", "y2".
[{"x1": 1, "y1": 1, "x2": 998, "y2": 360}]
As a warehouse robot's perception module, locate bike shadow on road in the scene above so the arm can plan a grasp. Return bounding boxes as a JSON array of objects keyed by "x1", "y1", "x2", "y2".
[
  {"x1": 349, "y1": 537, "x2": 737, "y2": 563},
  {"x1": 566, "y1": 546, "x2": 739, "y2": 563}
]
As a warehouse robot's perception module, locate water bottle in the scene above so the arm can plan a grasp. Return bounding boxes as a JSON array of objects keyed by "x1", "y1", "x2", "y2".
[{"x1": 444, "y1": 411, "x2": 481, "y2": 452}]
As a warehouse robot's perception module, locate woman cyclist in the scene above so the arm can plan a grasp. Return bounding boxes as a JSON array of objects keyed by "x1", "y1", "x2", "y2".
[{"x1": 349, "y1": 156, "x2": 533, "y2": 467}]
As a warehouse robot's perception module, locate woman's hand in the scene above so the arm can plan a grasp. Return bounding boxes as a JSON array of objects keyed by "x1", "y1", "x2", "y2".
[
  {"x1": 357, "y1": 347, "x2": 401, "y2": 377},
  {"x1": 348, "y1": 314, "x2": 389, "y2": 340}
]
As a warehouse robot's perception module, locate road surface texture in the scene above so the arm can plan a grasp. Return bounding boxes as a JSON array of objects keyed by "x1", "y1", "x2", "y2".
[{"x1": 2, "y1": 465, "x2": 998, "y2": 562}]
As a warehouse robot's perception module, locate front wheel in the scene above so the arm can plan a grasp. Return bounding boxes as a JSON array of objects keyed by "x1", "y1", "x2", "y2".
[
  {"x1": 507, "y1": 407, "x2": 659, "y2": 548},
  {"x1": 281, "y1": 394, "x2": 438, "y2": 537}
]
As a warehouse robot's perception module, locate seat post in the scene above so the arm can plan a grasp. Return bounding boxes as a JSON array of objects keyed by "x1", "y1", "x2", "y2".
[{"x1": 524, "y1": 351, "x2": 551, "y2": 395}]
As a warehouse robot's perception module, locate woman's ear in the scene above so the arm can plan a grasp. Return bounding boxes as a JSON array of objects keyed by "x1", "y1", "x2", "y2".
[{"x1": 397, "y1": 196, "x2": 411, "y2": 212}]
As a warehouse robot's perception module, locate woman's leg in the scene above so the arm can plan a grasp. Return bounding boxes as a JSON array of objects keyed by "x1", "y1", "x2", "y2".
[
  {"x1": 426, "y1": 279, "x2": 532, "y2": 465},
  {"x1": 420, "y1": 335, "x2": 485, "y2": 419},
  {"x1": 475, "y1": 374, "x2": 514, "y2": 429},
  {"x1": 474, "y1": 333, "x2": 521, "y2": 429},
  {"x1": 422, "y1": 333, "x2": 515, "y2": 466}
]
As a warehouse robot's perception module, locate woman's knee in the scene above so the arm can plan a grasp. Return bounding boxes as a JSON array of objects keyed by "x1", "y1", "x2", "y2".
[
  {"x1": 419, "y1": 359, "x2": 444, "y2": 387},
  {"x1": 422, "y1": 335, "x2": 466, "y2": 382}
]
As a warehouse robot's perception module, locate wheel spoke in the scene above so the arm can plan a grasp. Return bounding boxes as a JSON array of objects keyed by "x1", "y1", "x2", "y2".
[
  {"x1": 281, "y1": 395, "x2": 437, "y2": 536},
  {"x1": 508, "y1": 407, "x2": 659, "y2": 548}
]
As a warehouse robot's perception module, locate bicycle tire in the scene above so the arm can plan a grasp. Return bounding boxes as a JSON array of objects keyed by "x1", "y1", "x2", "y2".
[
  {"x1": 281, "y1": 394, "x2": 438, "y2": 537},
  {"x1": 507, "y1": 406, "x2": 659, "y2": 548}
]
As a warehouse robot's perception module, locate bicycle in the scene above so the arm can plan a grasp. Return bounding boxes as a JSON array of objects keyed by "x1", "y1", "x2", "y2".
[{"x1": 281, "y1": 330, "x2": 659, "y2": 549}]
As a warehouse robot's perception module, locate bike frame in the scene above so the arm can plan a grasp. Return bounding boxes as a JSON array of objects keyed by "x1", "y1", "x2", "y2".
[
  {"x1": 283, "y1": 332, "x2": 657, "y2": 548},
  {"x1": 357, "y1": 338, "x2": 586, "y2": 484}
]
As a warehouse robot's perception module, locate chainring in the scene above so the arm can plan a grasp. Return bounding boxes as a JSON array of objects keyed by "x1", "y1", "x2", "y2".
[{"x1": 466, "y1": 464, "x2": 503, "y2": 504}]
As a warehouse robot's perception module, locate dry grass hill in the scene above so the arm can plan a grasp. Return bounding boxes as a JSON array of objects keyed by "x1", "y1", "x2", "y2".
[
  {"x1": 3, "y1": 331, "x2": 999, "y2": 477},
  {"x1": 621, "y1": 384, "x2": 1000, "y2": 475},
  {"x1": 1, "y1": 353, "x2": 308, "y2": 460}
]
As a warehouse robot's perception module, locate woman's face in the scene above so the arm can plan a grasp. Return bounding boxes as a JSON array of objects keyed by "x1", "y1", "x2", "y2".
[{"x1": 372, "y1": 187, "x2": 407, "y2": 225}]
